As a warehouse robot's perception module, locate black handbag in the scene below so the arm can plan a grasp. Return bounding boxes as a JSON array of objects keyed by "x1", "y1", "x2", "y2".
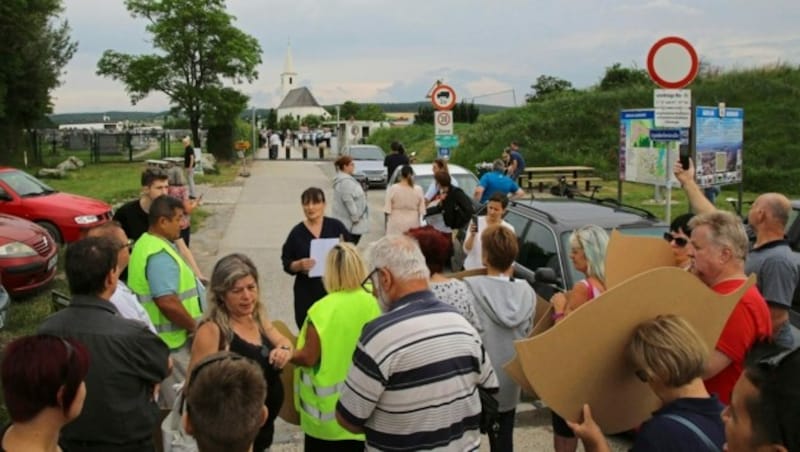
[{"x1": 479, "y1": 386, "x2": 499, "y2": 434}]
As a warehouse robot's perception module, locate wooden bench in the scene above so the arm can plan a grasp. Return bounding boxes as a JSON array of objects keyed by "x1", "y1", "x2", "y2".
[{"x1": 519, "y1": 175, "x2": 603, "y2": 193}]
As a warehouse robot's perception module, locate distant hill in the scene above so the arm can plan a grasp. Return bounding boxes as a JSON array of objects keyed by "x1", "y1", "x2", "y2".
[{"x1": 49, "y1": 102, "x2": 508, "y2": 125}]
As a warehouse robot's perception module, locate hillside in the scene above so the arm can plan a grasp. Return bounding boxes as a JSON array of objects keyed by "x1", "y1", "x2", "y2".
[{"x1": 368, "y1": 65, "x2": 800, "y2": 193}]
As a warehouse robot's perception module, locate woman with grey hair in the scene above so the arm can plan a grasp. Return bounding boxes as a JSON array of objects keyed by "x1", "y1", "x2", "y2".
[
  {"x1": 189, "y1": 253, "x2": 294, "y2": 452},
  {"x1": 549, "y1": 224, "x2": 609, "y2": 452}
]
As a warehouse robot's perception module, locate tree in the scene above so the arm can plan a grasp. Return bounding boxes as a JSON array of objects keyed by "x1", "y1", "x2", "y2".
[
  {"x1": 277, "y1": 115, "x2": 299, "y2": 132},
  {"x1": 339, "y1": 101, "x2": 361, "y2": 120},
  {"x1": 453, "y1": 101, "x2": 480, "y2": 123},
  {"x1": 0, "y1": 0, "x2": 76, "y2": 161},
  {"x1": 265, "y1": 108, "x2": 277, "y2": 130},
  {"x1": 96, "y1": 0, "x2": 261, "y2": 159},
  {"x1": 525, "y1": 75, "x2": 575, "y2": 103},
  {"x1": 415, "y1": 105, "x2": 434, "y2": 124},
  {"x1": 358, "y1": 104, "x2": 386, "y2": 121},
  {"x1": 598, "y1": 63, "x2": 650, "y2": 91},
  {"x1": 302, "y1": 114, "x2": 322, "y2": 129}
]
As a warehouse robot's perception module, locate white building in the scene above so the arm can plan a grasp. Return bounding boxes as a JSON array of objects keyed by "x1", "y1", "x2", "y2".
[{"x1": 276, "y1": 44, "x2": 330, "y2": 122}]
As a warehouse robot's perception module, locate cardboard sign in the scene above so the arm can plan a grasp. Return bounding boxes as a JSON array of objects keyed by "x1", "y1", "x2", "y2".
[
  {"x1": 272, "y1": 321, "x2": 300, "y2": 425},
  {"x1": 604, "y1": 230, "x2": 675, "y2": 289},
  {"x1": 514, "y1": 268, "x2": 752, "y2": 434}
]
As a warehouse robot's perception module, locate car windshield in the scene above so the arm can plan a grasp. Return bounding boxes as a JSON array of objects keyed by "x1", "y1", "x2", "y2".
[
  {"x1": 0, "y1": 170, "x2": 56, "y2": 197},
  {"x1": 560, "y1": 226, "x2": 667, "y2": 286},
  {"x1": 349, "y1": 147, "x2": 384, "y2": 160}
]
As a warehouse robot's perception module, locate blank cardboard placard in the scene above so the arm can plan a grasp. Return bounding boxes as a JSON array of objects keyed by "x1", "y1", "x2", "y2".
[
  {"x1": 272, "y1": 321, "x2": 300, "y2": 425},
  {"x1": 605, "y1": 229, "x2": 675, "y2": 289},
  {"x1": 514, "y1": 267, "x2": 752, "y2": 434}
]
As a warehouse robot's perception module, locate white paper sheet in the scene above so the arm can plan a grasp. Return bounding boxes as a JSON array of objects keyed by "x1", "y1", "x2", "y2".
[{"x1": 308, "y1": 238, "x2": 339, "y2": 278}]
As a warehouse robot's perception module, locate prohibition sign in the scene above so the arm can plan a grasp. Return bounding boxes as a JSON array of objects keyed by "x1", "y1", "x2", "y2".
[
  {"x1": 431, "y1": 84, "x2": 457, "y2": 110},
  {"x1": 436, "y1": 111, "x2": 452, "y2": 126},
  {"x1": 646, "y1": 36, "x2": 699, "y2": 89}
]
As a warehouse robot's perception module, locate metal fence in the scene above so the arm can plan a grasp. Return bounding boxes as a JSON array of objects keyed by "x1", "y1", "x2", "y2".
[{"x1": 28, "y1": 129, "x2": 206, "y2": 167}]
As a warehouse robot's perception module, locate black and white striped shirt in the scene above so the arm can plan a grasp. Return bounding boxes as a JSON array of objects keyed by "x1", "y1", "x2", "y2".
[{"x1": 336, "y1": 290, "x2": 499, "y2": 451}]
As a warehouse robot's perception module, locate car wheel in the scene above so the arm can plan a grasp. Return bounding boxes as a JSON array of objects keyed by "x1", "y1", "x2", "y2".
[{"x1": 37, "y1": 221, "x2": 63, "y2": 245}]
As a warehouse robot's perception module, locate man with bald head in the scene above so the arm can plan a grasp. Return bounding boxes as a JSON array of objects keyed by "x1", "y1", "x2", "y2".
[
  {"x1": 675, "y1": 161, "x2": 800, "y2": 348},
  {"x1": 744, "y1": 193, "x2": 800, "y2": 347}
]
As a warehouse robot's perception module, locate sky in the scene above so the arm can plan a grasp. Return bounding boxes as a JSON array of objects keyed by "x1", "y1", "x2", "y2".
[{"x1": 51, "y1": 0, "x2": 800, "y2": 114}]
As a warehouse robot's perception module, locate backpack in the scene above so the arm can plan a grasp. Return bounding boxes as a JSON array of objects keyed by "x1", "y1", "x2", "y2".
[{"x1": 442, "y1": 186, "x2": 474, "y2": 229}]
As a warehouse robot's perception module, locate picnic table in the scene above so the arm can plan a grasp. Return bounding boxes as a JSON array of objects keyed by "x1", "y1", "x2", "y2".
[{"x1": 518, "y1": 166, "x2": 602, "y2": 194}]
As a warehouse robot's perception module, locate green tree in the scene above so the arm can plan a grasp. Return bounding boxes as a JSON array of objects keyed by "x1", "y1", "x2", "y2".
[
  {"x1": 358, "y1": 104, "x2": 386, "y2": 121},
  {"x1": 598, "y1": 63, "x2": 650, "y2": 91},
  {"x1": 0, "y1": 0, "x2": 76, "y2": 161},
  {"x1": 525, "y1": 74, "x2": 575, "y2": 103},
  {"x1": 266, "y1": 108, "x2": 277, "y2": 130},
  {"x1": 415, "y1": 105, "x2": 434, "y2": 124},
  {"x1": 339, "y1": 101, "x2": 360, "y2": 120},
  {"x1": 302, "y1": 114, "x2": 323, "y2": 129},
  {"x1": 453, "y1": 101, "x2": 480, "y2": 123},
  {"x1": 96, "y1": 0, "x2": 261, "y2": 159},
  {"x1": 277, "y1": 115, "x2": 299, "y2": 132}
]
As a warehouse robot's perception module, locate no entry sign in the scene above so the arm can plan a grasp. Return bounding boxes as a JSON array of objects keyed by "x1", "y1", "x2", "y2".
[{"x1": 647, "y1": 36, "x2": 699, "y2": 89}]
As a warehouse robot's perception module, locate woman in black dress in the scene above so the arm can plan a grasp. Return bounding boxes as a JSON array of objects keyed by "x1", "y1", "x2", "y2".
[
  {"x1": 189, "y1": 253, "x2": 294, "y2": 452},
  {"x1": 281, "y1": 187, "x2": 350, "y2": 328}
]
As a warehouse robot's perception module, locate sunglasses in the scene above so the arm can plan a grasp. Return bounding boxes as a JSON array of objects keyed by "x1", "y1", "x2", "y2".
[
  {"x1": 663, "y1": 232, "x2": 688, "y2": 247},
  {"x1": 361, "y1": 268, "x2": 379, "y2": 292}
]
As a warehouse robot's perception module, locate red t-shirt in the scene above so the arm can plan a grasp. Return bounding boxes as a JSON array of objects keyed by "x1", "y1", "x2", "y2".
[{"x1": 704, "y1": 279, "x2": 772, "y2": 405}]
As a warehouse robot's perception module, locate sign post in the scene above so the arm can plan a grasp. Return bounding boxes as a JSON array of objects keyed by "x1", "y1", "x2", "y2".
[
  {"x1": 646, "y1": 36, "x2": 699, "y2": 222},
  {"x1": 430, "y1": 83, "x2": 458, "y2": 159}
]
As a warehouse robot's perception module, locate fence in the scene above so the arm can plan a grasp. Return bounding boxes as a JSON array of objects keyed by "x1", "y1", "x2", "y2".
[{"x1": 27, "y1": 129, "x2": 206, "y2": 167}]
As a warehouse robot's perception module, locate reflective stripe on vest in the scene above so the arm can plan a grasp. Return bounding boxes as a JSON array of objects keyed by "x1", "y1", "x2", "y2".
[
  {"x1": 299, "y1": 370, "x2": 345, "y2": 399},
  {"x1": 127, "y1": 232, "x2": 202, "y2": 350}
]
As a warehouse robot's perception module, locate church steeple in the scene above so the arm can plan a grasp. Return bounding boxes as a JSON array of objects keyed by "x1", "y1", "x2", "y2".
[{"x1": 281, "y1": 40, "x2": 298, "y2": 97}]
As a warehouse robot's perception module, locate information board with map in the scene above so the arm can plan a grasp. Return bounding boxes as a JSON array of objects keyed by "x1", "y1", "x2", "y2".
[
  {"x1": 619, "y1": 109, "x2": 687, "y2": 186},
  {"x1": 694, "y1": 106, "x2": 743, "y2": 188}
]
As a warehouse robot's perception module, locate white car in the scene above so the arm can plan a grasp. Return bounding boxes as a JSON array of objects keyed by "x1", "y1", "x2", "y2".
[
  {"x1": 387, "y1": 163, "x2": 479, "y2": 197},
  {"x1": 344, "y1": 145, "x2": 387, "y2": 188}
]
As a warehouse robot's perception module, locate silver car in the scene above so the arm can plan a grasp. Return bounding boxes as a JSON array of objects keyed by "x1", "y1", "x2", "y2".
[{"x1": 344, "y1": 145, "x2": 387, "y2": 188}]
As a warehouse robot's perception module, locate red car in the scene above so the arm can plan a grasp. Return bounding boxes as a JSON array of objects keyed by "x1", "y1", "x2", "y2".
[
  {"x1": 0, "y1": 213, "x2": 58, "y2": 297},
  {"x1": 0, "y1": 167, "x2": 112, "y2": 243}
]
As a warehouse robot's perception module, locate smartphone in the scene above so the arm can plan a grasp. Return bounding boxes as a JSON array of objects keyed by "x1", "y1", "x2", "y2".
[
  {"x1": 679, "y1": 144, "x2": 690, "y2": 170},
  {"x1": 472, "y1": 215, "x2": 479, "y2": 230}
]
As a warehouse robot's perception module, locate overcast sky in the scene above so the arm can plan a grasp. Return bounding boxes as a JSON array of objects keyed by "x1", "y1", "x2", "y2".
[{"x1": 51, "y1": 0, "x2": 800, "y2": 113}]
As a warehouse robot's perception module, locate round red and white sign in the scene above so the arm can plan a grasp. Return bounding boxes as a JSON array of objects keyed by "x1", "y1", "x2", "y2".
[
  {"x1": 436, "y1": 111, "x2": 451, "y2": 126},
  {"x1": 431, "y1": 84, "x2": 457, "y2": 111},
  {"x1": 646, "y1": 36, "x2": 699, "y2": 89}
]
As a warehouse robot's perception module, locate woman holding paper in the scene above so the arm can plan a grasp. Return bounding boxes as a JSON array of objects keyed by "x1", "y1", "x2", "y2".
[
  {"x1": 463, "y1": 192, "x2": 514, "y2": 270},
  {"x1": 281, "y1": 187, "x2": 350, "y2": 328},
  {"x1": 549, "y1": 224, "x2": 609, "y2": 452}
]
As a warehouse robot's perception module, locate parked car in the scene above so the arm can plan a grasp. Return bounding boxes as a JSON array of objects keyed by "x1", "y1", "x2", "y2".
[
  {"x1": 0, "y1": 167, "x2": 112, "y2": 243},
  {"x1": 0, "y1": 213, "x2": 58, "y2": 297},
  {"x1": 504, "y1": 196, "x2": 667, "y2": 298},
  {"x1": 344, "y1": 145, "x2": 387, "y2": 188},
  {"x1": 387, "y1": 163, "x2": 480, "y2": 198}
]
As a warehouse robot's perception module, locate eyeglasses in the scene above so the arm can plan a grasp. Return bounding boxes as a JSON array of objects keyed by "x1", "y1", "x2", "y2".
[
  {"x1": 122, "y1": 238, "x2": 135, "y2": 252},
  {"x1": 663, "y1": 232, "x2": 689, "y2": 247},
  {"x1": 361, "y1": 268, "x2": 379, "y2": 292},
  {"x1": 634, "y1": 369, "x2": 649, "y2": 383}
]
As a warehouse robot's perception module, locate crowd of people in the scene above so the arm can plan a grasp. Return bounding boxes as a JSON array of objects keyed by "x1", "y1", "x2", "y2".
[{"x1": 3, "y1": 152, "x2": 800, "y2": 452}]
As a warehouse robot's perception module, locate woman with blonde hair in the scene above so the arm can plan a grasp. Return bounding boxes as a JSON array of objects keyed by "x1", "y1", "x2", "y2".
[
  {"x1": 550, "y1": 224, "x2": 609, "y2": 452},
  {"x1": 189, "y1": 253, "x2": 294, "y2": 452},
  {"x1": 384, "y1": 165, "x2": 425, "y2": 235},
  {"x1": 568, "y1": 315, "x2": 725, "y2": 451},
  {"x1": 291, "y1": 243, "x2": 381, "y2": 451}
]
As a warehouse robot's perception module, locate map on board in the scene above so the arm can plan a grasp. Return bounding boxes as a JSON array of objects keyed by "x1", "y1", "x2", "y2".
[{"x1": 619, "y1": 110, "x2": 681, "y2": 186}]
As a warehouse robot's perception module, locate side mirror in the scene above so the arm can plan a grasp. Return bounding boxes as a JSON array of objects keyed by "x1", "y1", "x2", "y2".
[{"x1": 0, "y1": 193, "x2": 11, "y2": 202}]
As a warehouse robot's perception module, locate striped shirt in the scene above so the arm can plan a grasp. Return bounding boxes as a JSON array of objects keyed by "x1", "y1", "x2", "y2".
[{"x1": 336, "y1": 290, "x2": 499, "y2": 451}]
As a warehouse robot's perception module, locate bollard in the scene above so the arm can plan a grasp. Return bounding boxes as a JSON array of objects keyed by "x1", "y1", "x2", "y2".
[
  {"x1": 285, "y1": 146, "x2": 290, "y2": 160},
  {"x1": 318, "y1": 146, "x2": 324, "y2": 159},
  {"x1": 302, "y1": 145, "x2": 308, "y2": 160}
]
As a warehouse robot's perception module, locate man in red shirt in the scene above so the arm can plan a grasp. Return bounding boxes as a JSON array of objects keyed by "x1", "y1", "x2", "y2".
[{"x1": 687, "y1": 211, "x2": 772, "y2": 405}]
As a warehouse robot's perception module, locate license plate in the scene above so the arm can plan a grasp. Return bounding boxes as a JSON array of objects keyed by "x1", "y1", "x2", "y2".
[{"x1": 47, "y1": 255, "x2": 57, "y2": 271}]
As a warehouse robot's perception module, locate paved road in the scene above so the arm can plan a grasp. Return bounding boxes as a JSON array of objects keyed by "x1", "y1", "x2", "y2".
[{"x1": 190, "y1": 152, "x2": 632, "y2": 451}]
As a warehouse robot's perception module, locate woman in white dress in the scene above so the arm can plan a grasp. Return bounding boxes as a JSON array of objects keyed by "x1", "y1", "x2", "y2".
[{"x1": 384, "y1": 165, "x2": 425, "y2": 235}]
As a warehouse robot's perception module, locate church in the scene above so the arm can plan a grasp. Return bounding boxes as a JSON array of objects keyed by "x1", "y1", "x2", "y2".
[{"x1": 276, "y1": 44, "x2": 331, "y2": 121}]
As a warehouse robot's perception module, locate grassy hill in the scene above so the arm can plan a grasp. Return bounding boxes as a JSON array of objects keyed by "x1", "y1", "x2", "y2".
[{"x1": 367, "y1": 64, "x2": 800, "y2": 193}]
